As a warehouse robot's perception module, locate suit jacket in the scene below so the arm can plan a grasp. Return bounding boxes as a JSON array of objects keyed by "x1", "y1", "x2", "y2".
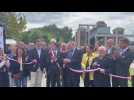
[
  {"x1": 120, "y1": 48, "x2": 134, "y2": 76},
  {"x1": 91, "y1": 55, "x2": 112, "y2": 87},
  {"x1": 65, "y1": 48, "x2": 83, "y2": 70},
  {"x1": 28, "y1": 48, "x2": 48, "y2": 72},
  {"x1": 46, "y1": 48, "x2": 63, "y2": 71}
]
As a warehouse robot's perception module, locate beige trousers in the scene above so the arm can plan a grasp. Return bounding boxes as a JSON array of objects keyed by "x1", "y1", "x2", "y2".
[{"x1": 30, "y1": 68, "x2": 43, "y2": 87}]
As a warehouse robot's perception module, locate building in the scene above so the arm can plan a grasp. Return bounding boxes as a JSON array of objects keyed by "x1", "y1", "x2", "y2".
[
  {"x1": 75, "y1": 21, "x2": 134, "y2": 48},
  {"x1": 75, "y1": 21, "x2": 111, "y2": 47}
]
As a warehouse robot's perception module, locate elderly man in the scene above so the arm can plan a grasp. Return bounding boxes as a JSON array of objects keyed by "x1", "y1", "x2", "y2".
[
  {"x1": 106, "y1": 39, "x2": 114, "y2": 55},
  {"x1": 91, "y1": 46, "x2": 112, "y2": 87},
  {"x1": 62, "y1": 42, "x2": 72, "y2": 87}
]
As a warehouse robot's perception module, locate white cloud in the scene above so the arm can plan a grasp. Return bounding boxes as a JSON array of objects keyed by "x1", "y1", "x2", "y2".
[{"x1": 22, "y1": 12, "x2": 134, "y2": 35}]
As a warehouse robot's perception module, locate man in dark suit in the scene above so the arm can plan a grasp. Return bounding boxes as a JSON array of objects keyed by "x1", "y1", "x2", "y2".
[
  {"x1": 46, "y1": 39, "x2": 63, "y2": 87},
  {"x1": 63, "y1": 41, "x2": 82, "y2": 87},
  {"x1": 109, "y1": 48, "x2": 124, "y2": 87},
  {"x1": 91, "y1": 46, "x2": 112, "y2": 87},
  {"x1": 119, "y1": 38, "x2": 134, "y2": 87},
  {"x1": 28, "y1": 39, "x2": 48, "y2": 87}
]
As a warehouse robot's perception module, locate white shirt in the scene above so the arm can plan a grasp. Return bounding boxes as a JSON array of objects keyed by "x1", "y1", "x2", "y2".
[
  {"x1": 120, "y1": 47, "x2": 129, "y2": 56},
  {"x1": 107, "y1": 48, "x2": 112, "y2": 54},
  {"x1": 0, "y1": 60, "x2": 10, "y2": 69},
  {"x1": 37, "y1": 48, "x2": 41, "y2": 58},
  {"x1": 18, "y1": 57, "x2": 23, "y2": 71}
]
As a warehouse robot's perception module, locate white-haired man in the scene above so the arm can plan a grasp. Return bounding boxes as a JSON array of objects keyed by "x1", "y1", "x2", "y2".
[{"x1": 90, "y1": 46, "x2": 112, "y2": 87}]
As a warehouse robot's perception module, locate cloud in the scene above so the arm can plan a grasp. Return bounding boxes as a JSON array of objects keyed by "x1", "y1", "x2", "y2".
[{"x1": 22, "y1": 12, "x2": 134, "y2": 35}]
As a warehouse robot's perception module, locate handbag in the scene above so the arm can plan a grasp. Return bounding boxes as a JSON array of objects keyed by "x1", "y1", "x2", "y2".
[{"x1": 13, "y1": 72, "x2": 21, "y2": 80}]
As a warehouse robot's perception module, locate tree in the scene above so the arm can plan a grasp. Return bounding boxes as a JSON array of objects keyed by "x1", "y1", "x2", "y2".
[
  {"x1": 19, "y1": 24, "x2": 73, "y2": 43},
  {"x1": 61, "y1": 26, "x2": 73, "y2": 42},
  {"x1": 113, "y1": 27, "x2": 125, "y2": 35},
  {"x1": 0, "y1": 12, "x2": 27, "y2": 39}
]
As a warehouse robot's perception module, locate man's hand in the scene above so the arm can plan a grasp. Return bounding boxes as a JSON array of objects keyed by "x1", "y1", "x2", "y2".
[
  {"x1": 25, "y1": 57, "x2": 28, "y2": 62},
  {"x1": 128, "y1": 76, "x2": 132, "y2": 80},
  {"x1": 100, "y1": 69, "x2": 105, "y2": 74},
  {"x1": 63, "y1": 58, "x2": 71, "y2": 64},
  {"x1": 32, "y1": 59, "x2": 37, "y2": 64}
]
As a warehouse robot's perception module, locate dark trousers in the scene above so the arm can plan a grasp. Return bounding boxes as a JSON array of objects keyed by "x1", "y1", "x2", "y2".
[
  {"x1": 46, "y1": 66, "x2": 61, "y2": 87},
  {"x1": 62, "y1": 69, "x2": 69, "y2": 87},
  {"x1": 112, "y1": 78, "x2": 119, "y2": 87},
  {"x1": 84, "y1": 73, "x2": 89, "y2": 87},
  {"x1": 112, "y1": 78, "x2": 128, "y2": 87},
  {"x1": 131, "y1": 76, "x2": 134, "y2": 87},
  {"x1": 0, "y1": 72, "x2": 9, "y2": 87},
  {"x1": 84, "y1": 73, "x2": 94, "y2": 87},
  {"x1": 94, "y1": 74, "x2": 111, "y2": 87},
  {"x1": 63, "y1": 70, "x2": 80, "y2": 87}
]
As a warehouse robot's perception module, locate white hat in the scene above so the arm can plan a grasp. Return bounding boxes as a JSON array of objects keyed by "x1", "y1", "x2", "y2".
[{"x1": 50, "y1": 38, "x2": 57, "y2": 43}]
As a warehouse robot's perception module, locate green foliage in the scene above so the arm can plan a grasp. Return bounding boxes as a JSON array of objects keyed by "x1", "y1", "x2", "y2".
[
  {"x1": 19, "y1": 24, "x2": 73, "y2": 43},
  {"x1": 0, "y1": 12, "x2": 73, "y2": 43},
  {"x1": 0, "y1": 12, "x2": 27, "y2": 39}
]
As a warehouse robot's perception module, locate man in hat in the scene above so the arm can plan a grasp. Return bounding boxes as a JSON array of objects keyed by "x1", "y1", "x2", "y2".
[{"x1": 46, "y1": 38, "x2": 63, "y2": 87}]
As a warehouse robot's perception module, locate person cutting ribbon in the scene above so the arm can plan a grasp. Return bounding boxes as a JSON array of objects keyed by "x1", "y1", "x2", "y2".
[
  {"x1": 63, "y1": 41, "x2": 83, "y2": 87},
  {"x1": 90, "y1": 46, "x2": 112, "y2": 87}
]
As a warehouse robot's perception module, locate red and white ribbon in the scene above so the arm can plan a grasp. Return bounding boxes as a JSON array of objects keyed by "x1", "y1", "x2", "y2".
[
  {"x1": 69, "y1": 68, "x2": 101, "y2": 73},
  {"x1": 110, "y1": 74, "x2": 131, "y2": 80},
  {"x1": 69, "y1": 67, "x2": 131, "y2": 80},
  {"x1": 7, "y1": 57, "x2": 33, "y2": 65}
]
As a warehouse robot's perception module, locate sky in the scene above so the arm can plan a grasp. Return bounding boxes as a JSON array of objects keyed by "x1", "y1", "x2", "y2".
[{"x1": 21, "y1": 12, "x2": 134, "y2": 35}]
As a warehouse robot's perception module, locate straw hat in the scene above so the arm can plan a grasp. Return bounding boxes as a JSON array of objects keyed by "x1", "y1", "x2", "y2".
[{"x1": 50, "y1": 38, "x2": 57, "y2": 43}]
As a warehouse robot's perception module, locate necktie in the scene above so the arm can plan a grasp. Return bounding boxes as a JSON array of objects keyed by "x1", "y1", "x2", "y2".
[{"x1": 72, "y1": 48, "x2": 75, "y2": 57}]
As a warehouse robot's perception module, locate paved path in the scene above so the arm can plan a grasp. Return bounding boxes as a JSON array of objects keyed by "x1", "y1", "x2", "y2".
[{"x1": 27, "y1": 74, "x2": 84, "y2": 87}]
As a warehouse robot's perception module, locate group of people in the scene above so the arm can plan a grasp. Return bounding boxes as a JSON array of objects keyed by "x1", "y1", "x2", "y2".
[
  {"x1": 0, "y1": 37, "x2": 134, "y2": 87},
  {"x1": 81, "y1": 38, "x2": 134, "y2": 87}
]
